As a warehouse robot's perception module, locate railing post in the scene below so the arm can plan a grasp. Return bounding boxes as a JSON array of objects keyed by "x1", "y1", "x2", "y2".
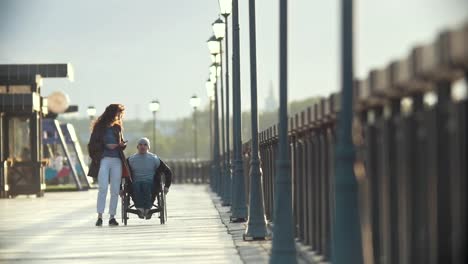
[
  {"x1": 301, "y1": 112, "x2": 309, "y2": 246},
  {"x1": 305, "y1": 107, "x2": 314, "y2": 247},
  {"x1": 448, "y1": 73, "x2": 467, "y2": 263},
  {"x1": 312, "y1": 104, "x2": 320, "y2": 252},
  {"x1": 290, "y1": 117, "x2": 298, "y2": 238},
  {"x1": 435, "y1": 80, "x2": 453, "y2": 263},
  {"x1": 295, "y1": 113, "x2": 306, "y2": 243},
  {"x1": 327, "y1": 95, "x2": 339, "y2": 260}
]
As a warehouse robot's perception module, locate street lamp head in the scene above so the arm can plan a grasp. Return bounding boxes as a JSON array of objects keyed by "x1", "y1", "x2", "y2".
[
  {"x1": 207, "y1": 35, "x2": 220, "y2": 55},
  {"x1": 212, "y1": 18, "x2": 225, "y2": 40},
  {"x1": 190, "y1": 95, "x2": 201, "y2": 109},
  {"x1": 149, "y1": 100, "x2": 160, "y2": 113},
  {"x1": 87, "y1": 105, "x2": 96, "y2": 118},
  {"x1": 218, "y1": 0, "x2": 232, "y2": 16},
  {"x1": 211, "y1": 54, "x2": 221, "y2": 64}
]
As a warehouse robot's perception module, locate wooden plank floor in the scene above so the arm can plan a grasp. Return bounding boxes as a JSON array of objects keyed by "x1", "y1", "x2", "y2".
[{"x1": 0, "y1": 184, "x2": 242, "y2": 263}]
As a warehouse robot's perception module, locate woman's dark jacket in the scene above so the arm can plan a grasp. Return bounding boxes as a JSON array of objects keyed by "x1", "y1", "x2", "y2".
[{"x1": 87, "y1": 125, "x2": 126, "y2": 178}]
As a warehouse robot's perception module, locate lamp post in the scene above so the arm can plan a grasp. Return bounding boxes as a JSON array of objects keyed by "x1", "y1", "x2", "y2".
[
  {"x1": 149, "y1": 100, "x2": 160, "y2": 148},
  {"x1": 86, "y1": 105, "x2": 97, "y2": 183},
  {"x1": 210, "y1": 49, "x2": 222, "y2": 195},
  {"x1": 332, "y1": 1, "x2": 363, "y2": 263},
  {"x1": 217, "y1": 0, "x2": 232, "y2": 207},
  {"x1": 208, "y1": 35, "x2": 222, "y2": 195},
  {"x1": 270, "y1": 0, "x2": 296, "y2": 262},
  {"x1": 244, "y1": 0, "x2": 268, "y2": 241},
  {"x1": 190, "y1": 95, "x2": 201, "y2": 161},
  {"x1": 230, "y1": 0, "x2": 247, "y2": 222},
  {"x1": 213, "y1": 17, "x2": 229, "y2": 204},
  {"x1": 210, "y1": 63, "x2": 223, "y2": 195},
  {"x1": 206, "y1": 79, "x2": 215, "y2": 161},
  {"x1": 206, "y1": 79, "x2": 217, "y2": 190}
]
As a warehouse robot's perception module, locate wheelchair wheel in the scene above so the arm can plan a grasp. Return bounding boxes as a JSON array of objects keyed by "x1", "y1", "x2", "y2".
[
  {"x1": 164, "y1": 193, "x2": 167, "y2": 223},
  {"x1": 121, "y1": 193, "x2": 128, "y2": 226},
  {"x1": 159, "y1": 192, "x2": 167, "y2": 224}
]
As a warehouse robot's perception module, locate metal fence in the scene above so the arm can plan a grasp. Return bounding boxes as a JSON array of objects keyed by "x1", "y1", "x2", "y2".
[
  {"x1": 242, "y1": 23, "x2": 467, "y2": 263},
  {"x1": 166, "y1": 160, "x2": 210, "y2": 184},
  {"x1": 172, "y1": 22, "x2": 467, "y2": 264}
]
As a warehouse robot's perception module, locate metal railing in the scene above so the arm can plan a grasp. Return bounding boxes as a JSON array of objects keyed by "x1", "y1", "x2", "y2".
[
  {"x1": 241, "y1": 22, "x2": 467, "y2": 263},
  {"x1": 166, "y1": 160, "x2": 210, "y2": 184}
]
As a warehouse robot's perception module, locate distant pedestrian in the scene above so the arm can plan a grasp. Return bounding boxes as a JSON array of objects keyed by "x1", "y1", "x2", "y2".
[{"x1": 88, "y1": 104, "x2": 129, "y2": 226}]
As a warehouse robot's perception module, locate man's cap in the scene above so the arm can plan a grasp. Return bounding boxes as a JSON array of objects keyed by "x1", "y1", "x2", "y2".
[{"x1": 137, "y1": 137, "x2": 150, "y2": 149}]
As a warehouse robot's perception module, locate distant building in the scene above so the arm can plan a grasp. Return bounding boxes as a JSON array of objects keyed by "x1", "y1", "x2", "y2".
[{"x1": 264, "y1": 80, "x2": 278, "y2": 112}]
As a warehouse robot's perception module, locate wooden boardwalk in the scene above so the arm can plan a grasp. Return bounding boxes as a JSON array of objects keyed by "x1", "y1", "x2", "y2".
[{"x1": 0, "y1": 185, "x2": 242, "y2": 263}]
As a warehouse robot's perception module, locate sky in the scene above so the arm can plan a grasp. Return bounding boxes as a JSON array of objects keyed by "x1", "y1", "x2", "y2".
[{"x1": 1, "y1": 0, "x2": 467, "y2": 120}]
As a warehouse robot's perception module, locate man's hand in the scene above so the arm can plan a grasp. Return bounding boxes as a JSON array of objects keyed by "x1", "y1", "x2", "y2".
[{"x1": 164, "y1": 187, "x2": 169, "y2": 194}]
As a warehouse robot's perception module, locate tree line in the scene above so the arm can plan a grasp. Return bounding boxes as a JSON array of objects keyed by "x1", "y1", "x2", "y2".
[{"x1": 62, "y1": 96, "x2": 320, "y2": 161}]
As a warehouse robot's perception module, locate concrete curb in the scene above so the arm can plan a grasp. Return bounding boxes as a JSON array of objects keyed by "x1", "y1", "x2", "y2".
[{"x1": 209, "y1": 191, "x2": 318, "y2": 264}]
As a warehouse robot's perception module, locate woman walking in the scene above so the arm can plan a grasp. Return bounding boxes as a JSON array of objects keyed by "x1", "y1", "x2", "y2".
[{"x1": 88, "y1": 104, "x2": 128, "y2": 226}]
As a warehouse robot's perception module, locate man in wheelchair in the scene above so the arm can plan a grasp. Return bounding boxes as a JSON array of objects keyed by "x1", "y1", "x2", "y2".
[{"x1": 127, "y1": 137, "x2": 172, "y2": 219}]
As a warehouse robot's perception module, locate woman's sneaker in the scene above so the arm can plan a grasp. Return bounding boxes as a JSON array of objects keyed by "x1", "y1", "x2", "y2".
[
  {"x1": 109, "y1": 218, "x2": 119, "y2": 226},
  {"x1": 95, "y1": 218, "x2": 103, "y2": 226}
]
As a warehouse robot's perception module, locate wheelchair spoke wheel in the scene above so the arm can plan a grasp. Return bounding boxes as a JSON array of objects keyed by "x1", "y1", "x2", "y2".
[
  {"x1": 164, "y1": 192, "x2": 167, "y2": 223},
  {"x1": 159, "y1": 192, "x2": 167, "y2": 224},
  {"x1": 121, "y1": 194, "x2": 128, "y2": 226}
]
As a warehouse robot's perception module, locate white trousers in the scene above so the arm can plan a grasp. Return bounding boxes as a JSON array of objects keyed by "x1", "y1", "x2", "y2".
[{"x1": 97, "y1": 157, "x2": 121, "y2": 216}]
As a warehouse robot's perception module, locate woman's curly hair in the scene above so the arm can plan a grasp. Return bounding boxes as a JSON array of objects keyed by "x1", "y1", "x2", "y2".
[{"x1": 91, "y1": 104, "x2": 125, "y2": 134}]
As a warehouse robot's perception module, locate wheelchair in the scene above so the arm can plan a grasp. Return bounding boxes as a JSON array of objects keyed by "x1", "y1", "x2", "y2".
[{"x1": 120, "y1": 178, "x2": 167, "y2": 225}]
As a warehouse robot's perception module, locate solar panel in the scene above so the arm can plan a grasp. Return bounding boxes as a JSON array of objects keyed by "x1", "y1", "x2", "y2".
[{"x1": 0, "y1": 64, "x2": 73, "y2": 80}]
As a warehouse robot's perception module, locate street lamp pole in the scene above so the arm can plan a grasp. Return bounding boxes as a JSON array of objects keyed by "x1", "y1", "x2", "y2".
[
  {"x1": 87, "y1": 105, "x2": 97, "y2": 184},
  {"x1": 149, "y1": 100, "x2": 160, "y2": 148},
  {"x1": 206, "y1": 79, "x2": 217, "y2": 190},
  {"x1": 270, "y1": 0, "x2": 297, "y2": 262},
  {"x1": 218, "y1": 0, "x2": 232, "y2": 207},
  {"x1": 230, "y1": 0, "x2": 247, "y2": 222},
  {"x1": 153, "y1": 111, "x2": 156, "y2": 146},
  {"x1": 194, "y1": 108, "x2": 197, "y2": 160},
  {"x1": 206, "y1": 81, "x2": 215, "y2": 161},
  {"x1": 332, "y1": 1, "x2": 363, "y2": 263},
  {"x1": 212, "y1": 72, "x2": 221, "y2": 193},
  {"x1": 208, "y1": 36, "x2": 222, "y2": 195},
  {"x1": 244, "y1": 0, "x2": 268, "y2": 240},
  {"x1": 190, "y1": 95, "x2": 201, "y2": 161},
  {"x1": 213, "y1": 17, "x2": 227, "y2": 202}
]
